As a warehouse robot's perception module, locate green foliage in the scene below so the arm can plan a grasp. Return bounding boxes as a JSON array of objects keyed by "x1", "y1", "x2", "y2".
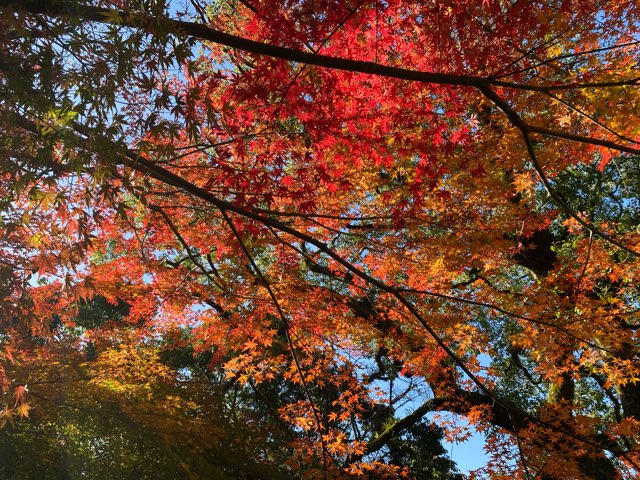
[{"x1": 385, "y1": 423, "x2": 465, "y2": 480}]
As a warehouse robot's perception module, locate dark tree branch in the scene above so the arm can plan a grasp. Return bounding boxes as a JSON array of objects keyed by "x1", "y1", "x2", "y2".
[
  {"x1": 3, "y1": 0, "x2": 636, "y2": 256},
  {"x1": 479, "y1": 86, "x2": 638, "y2": 257},
  {"x1": 218, "y1": 209, "x2": 331, "y2": 476}
]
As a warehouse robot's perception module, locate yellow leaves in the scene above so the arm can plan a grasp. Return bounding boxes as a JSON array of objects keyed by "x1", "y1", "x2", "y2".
[
  {"x1": 14, "y1": 402, "x2": 31, "y2": 418},
  {"x1": 26, "y1": 233, "x2": 45, "y2": 248},
  {"x1": 87, "y1": 343, "x2": 172, "y2": 400},
  {"x1": 513, "y1": 171, "x2": 537, "y2": 197},
  {"x1": 430, "y1": 256, "x2": 445, "y2": 277},
  {"x1": 556, "y1": 112, "x2": 573, "y2": 128},
  {"x1": 35, "y1": 108, "x2": 78, "y2": 135},
  {"x1": 161, "y1": 395, "x2": 198, "y2": 414},
  {"x1": 100, "y1": 10, "x2": 123, "y2": 25},
  {"x1": 29, "y1": 188, "x2": 58, "y2": 209},
  {"x1": 294, "y1": 416, "x2": 314, "y2": 431}
]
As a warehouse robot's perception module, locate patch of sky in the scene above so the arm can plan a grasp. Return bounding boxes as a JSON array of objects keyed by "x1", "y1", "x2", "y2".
[{"x1": 423, "y1": 411, "x2": 489, "y2": 474}]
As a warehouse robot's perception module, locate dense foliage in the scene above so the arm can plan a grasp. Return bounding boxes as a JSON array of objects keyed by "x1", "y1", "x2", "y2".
[{"x1": 0, "y1": 0, "x2": 639, "y2": 478}]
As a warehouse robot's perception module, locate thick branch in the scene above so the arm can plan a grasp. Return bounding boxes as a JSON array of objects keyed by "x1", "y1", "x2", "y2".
[
  {"x1": 529, "y1": 125, "x2": 640, "y2": 157},
  {"x1": 4, "y1": 85, "x2": 634, "y2": 466},
  {"x1": 5, "y1": 1, "x2": 636, "y2": 256},
  {"x1": 0, "y1": 0, "x2": 487, "y2": 88},
  {"x1": 364, "y1": 397, "x2": 445, "y2": 455},
  {"x1": 5, "y1": 0, "x2": 634, "y2": 96},
  {"x1": 494, "y1": 77, "x2": 640, "y2": 92}
]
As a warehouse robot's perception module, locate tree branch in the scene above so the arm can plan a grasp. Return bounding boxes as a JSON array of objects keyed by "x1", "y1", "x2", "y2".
[{"x1": 479, "y1": 86, "x2": 638, "y2": 257}]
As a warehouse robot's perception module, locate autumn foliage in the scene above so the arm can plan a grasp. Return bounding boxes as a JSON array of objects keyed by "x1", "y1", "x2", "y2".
[{"x1": 1, "y1": 0, "x2": 640, "y2": 478}]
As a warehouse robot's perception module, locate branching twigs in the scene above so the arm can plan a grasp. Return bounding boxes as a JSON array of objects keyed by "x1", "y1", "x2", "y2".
[
  {"x1": 6, "y1": 108, "x2": 635, "y2": 463},
  {"x1": 479, "y1": 86, "x2": 638, "y2": 257},
  {"x1": 146, "y1": 202, "x2": 226, "y2": 292},
  {"x1": 573, "y1": 231, "x2": 593, "y2": 300},
  {"x1": 492, "y1": 39, "x2": 640, "y2": 80},
  {"x1": 401, "y1": 287, "x2": 616, "y2": 355},
  {"x1": 489, "y1": 22, "x2": 575, "y2": 78},
  {"x1": 3, "y1": 0, "x2": 637, "y2": 257},
  {"x1": 543, "y1": 90, "x2": 639, "y2": 145},
  {"x1": 4, "y1": 0, "x2": 640, "y2": 469},
  {"x1": 219, "y1": 208, "x2": 331, "y2": 478},
  {"x1": 528, "y1": 124, "x2": 640, "y2": 157},
  {"x1": 509, "y1": 408, "x2": 534, "y2": 480},
  {"x1": 270, "y1": 219, "x2": 616, "y2": 353}
]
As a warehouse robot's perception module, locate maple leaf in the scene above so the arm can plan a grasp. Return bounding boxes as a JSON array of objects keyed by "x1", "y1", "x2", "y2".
[
  {"x1": 32, "y1": 253, "x2": 56, "y2": 276},
  {"x1": 281, "y1": 175, "x2": 294, "y2": 188},
  {"x1": 15, "y1": 402, "x2": 31, "y2": 418},
  {"x1": 13, "y1": 385, "x2": 28, "y2": 406},
  {"x1": 2, "y1": 2, "x2": 640, "y2": 478}
]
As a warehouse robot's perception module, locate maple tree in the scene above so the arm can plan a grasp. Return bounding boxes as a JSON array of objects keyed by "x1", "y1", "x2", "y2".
[
  {"x1": 1, "y1": 296, "x2": 464, "y2": 479},
  {"x1": 1, "y1": 0, "x2": 640, "y2": 478}
]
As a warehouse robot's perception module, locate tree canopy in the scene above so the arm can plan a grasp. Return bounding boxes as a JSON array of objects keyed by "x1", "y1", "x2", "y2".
[{"x1": 0, "y1": 0, "x2": 639, "y2": 478}]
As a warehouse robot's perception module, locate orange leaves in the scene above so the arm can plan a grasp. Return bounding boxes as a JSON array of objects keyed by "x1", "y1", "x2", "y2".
[
  {"x1": 223, "y1": 351, "x2": 282, "y2": 385},
  {"x1": 2, "y1": 1, "x2": 640, "y2": 478},
  {"x1": 512, "y1": 171, "x2": 537, "y2": 198},
  {"x1": 31, "y1": 252, "x2": 56, "y2": 276},
  {"x1": 220, "y1": 319, "x2": 284, "y2": 385},
  {"x1": 0, "y1": 383, "x2": 31, "y2": 429},
  {"x1": 0, "y1": 345, "x2": 15, "y2": 364},
  {"x1": 13, "y1": 385, "x2": 27, "y2": 406},
  {"x1": 13, "y1": 401, "x2": 31, "y2": 419},
  {"x1": 590, "y1": 360, "x2": 640, "y2": 391},
  {"x1": 346, "y1": 460, "x2": 407, "y2": 478}
]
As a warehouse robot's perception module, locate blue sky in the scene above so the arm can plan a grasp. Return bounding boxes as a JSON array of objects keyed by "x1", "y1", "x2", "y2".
[{"x1": 447, "y1": 426, "x2": 488, "y2": 474}]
